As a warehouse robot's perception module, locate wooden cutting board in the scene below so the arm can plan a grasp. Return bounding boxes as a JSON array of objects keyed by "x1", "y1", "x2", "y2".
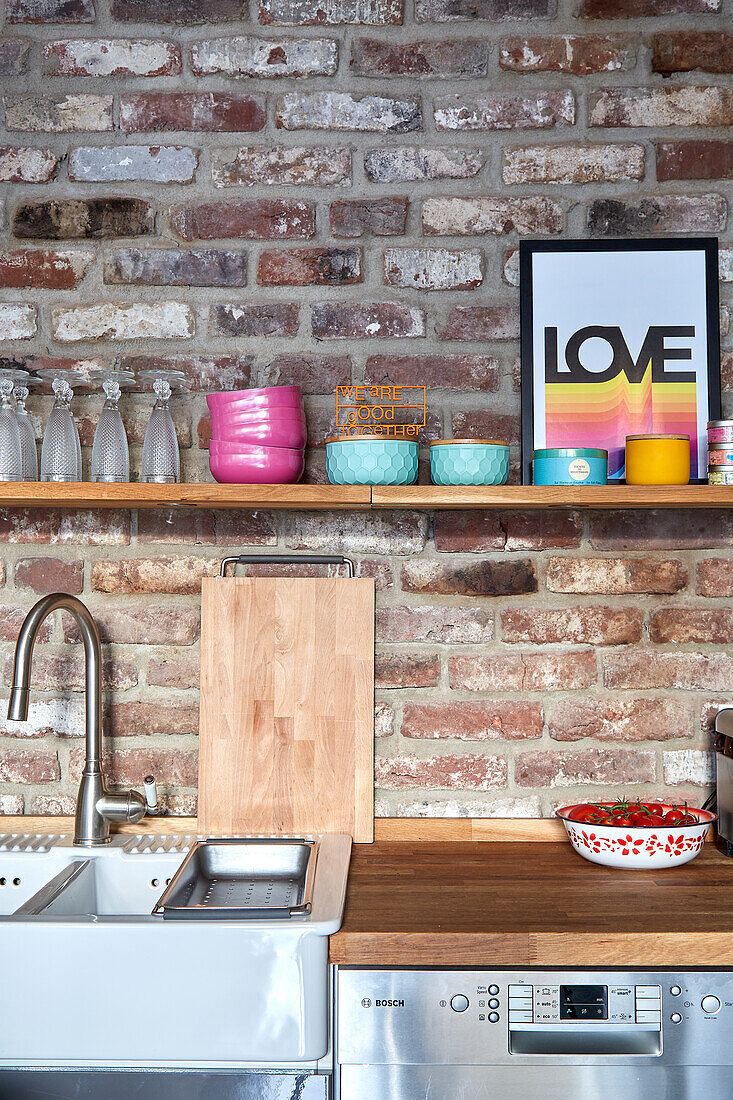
[{"x1": 198, "y1": 575, "x2": 375, "y2": 841}]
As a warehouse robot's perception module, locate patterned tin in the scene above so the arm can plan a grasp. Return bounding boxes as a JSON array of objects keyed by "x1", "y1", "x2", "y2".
[
  {"x1": 708, "y1": 444, "x2": 733, "y2": 466},
  {"x1": 708, "y1": 421, "x2": 733, "y2": 444},
  {"x1": 708, "y1": 466, "x2": 733, "y2": 485}
]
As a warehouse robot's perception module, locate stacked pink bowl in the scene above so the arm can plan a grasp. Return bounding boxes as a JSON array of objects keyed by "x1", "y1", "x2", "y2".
[{"x1": 207, "y1": 385, "x2": 306, "y2": 484}]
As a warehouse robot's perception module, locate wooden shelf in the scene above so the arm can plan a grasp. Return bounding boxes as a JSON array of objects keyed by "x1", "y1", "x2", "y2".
[
  {"x1": 0, "y1": 482, "x2": 731, "y2": 511},
  {"x1": 371, "y1": 484, "x2": 733, "y2": 509},
  {"x1": 0, "y1": 482, "x2": 372, "y2": 510}
]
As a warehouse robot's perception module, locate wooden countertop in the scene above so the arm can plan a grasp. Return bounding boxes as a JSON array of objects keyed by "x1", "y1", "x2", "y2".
[{"x1": 329, "y1": 842, "x2": 733, "y2": 967}]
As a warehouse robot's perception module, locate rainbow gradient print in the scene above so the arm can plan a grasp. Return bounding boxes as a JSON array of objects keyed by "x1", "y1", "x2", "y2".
[{"x1": 545, "y1": 361, "x2": 698, "y2": 479}]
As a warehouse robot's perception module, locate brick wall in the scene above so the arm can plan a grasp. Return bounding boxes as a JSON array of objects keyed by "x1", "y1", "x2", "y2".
[{"x1": 0, "y1": 0, "x2": 731, "y2": 817}]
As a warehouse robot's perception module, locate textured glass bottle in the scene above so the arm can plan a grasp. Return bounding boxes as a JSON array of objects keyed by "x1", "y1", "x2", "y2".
[
  {"x1": 14, "y1": 384, "x2": 38, "y2": 481},
  {"x1": 39, "y1": 373, "x2": 83, "y2": 483},
  {"x1": 91, "y1": 371, "x2": 134, "y2": 483},
  {"x1": 140, "y1": 370, "x2": 187, "y2": 484},
  {"x1": 0, "y1": 379, "x2": 23, "y2": 482}
]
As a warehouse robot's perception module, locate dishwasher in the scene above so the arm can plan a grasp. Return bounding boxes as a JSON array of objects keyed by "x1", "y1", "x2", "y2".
[{"x1": 335, "y1": 967, "x2": 733, "y2": 1098}]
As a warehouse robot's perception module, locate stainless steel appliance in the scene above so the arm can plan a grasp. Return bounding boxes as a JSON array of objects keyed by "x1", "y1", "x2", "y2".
[
  {"x1": 336, "y1": 968, "x2": 733, "y2": 1098},
  {"x1": 715, "y1": 707, "x2": 733, "y2": 856}
]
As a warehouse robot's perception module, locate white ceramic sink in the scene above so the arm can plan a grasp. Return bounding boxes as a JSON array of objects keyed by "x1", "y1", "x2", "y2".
[{"x1": 0, "y1": 831, "x2": 351, "y2": 1069}]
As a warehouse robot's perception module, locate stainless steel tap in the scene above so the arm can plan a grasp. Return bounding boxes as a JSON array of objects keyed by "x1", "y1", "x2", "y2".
[{"x1": 7, "y1": 593, "x2": 152, "y2": 846}]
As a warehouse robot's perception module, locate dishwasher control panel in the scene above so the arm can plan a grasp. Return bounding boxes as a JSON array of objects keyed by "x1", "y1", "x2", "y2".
[{"x1": 336, "y1": 968, "x2": 733, "y2": 1067}]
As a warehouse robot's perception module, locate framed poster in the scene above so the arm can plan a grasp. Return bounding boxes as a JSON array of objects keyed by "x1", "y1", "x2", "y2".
[{"x1": 520, "y1": 238, "x2": 721, "y2": 484}]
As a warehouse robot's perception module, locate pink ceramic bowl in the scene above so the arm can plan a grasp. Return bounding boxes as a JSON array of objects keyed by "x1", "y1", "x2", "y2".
[
  {"x1": 211, "y1": 417, "x2": 307, "y2": 449},
  {"x1": 209, "y1": 443, "x2": 305, "y2": 484},
  {"x1": 207, "y1": 386, "x2": 302, "y2": 413}
]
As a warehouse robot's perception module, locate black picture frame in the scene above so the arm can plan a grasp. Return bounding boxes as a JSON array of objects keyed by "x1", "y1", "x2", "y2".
[{"x1": 519, "y1": 238, "x2": 722, "y2": 486}]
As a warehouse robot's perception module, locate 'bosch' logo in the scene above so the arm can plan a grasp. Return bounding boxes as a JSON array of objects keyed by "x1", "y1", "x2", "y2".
[
  {"x1": 375, "y1": 1000, "x2": 405, "y2": 1007},
  {"x1": 361, "y1": 998, "x2": 372, "y2": 1008}
]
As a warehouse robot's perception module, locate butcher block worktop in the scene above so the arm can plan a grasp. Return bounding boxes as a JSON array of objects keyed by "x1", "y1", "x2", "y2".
[{"x1": 329, "y1": 841, "x2": 733, "y2": 968}]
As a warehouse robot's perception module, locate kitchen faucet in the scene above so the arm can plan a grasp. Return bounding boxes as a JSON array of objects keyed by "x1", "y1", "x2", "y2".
[{"x1": 7, "y1": 593, "x2": 157, "y2": 846}]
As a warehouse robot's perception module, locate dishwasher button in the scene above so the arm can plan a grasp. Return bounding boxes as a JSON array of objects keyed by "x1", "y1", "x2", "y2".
[
  {"x1": 702, "y1": 996, "x2": 721, "y2": 1015},
  {"x1": 450, "y1": 995, "x2": 469, "y2": 1013},
  {"x1": 488, "y1": 985, "x2": 500, "y2": 996},
  {"x1": 670, "y1": 986, "x2": 682, "y2": 996},
  {"x1": 488, "y1": 999, "x2": 500, "y2": 1009},
  {"x1": 488, "y1": 1012, "x2": 500, "y2": 1023},
  {"x1": 671, "y1": 1013, "x2": 682, "y2": 1024}
]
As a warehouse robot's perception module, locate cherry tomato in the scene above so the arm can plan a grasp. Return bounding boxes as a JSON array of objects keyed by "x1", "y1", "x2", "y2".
[
  {"x1": 641, "y1": 803, "x2": 665, "y2": 814},
  {"x1": 567, "y1": 804, "x2": 600, "y2": 821},
  {"x1": 629, "y1": 812, "x2": 650, "y2": 826},
  {"x1": 645, "y1": 813, "x2": 666, "y2": 827}
]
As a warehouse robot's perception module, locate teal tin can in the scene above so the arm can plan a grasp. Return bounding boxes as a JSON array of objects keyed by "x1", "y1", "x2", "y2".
[{"x1": 533, "y1": 448, "x2": 608, "y2": 486}]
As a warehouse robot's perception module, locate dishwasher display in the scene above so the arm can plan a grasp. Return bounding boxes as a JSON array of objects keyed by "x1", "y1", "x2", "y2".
[{"x1": 336, "y1": 968, "x2": 733, "y2": 1100}]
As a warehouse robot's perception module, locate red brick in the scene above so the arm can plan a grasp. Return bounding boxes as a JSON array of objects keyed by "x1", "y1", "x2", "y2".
[
  {"x1": 287, "y1": 510, "x2": 427, "y2": 554},
  {"x1": 0, "y1": 248, "x2": 92, "y2": 289},
  {"x1": 147, "y1": 654, "x2": 200, "y2": 689},
  {"x1": 377, "y1": 605, "x2": 493, "y2": 644},
  {"x1": 120, "y1": 93, "x2": 265, "y2": 133},
  {"x1": 500, "y1": 35, "x2": 633, "y2": 74},
  {"x1": 6, "y1": 0, "x2": 94, "y2": 20},
  {"x1": 652, "y1": 32, "x2": 733, "y2": 76},
  {"x1": 657, "y1": 140, "x2": 733, "y2": 181},
  {"x1": 590, "y1": 510, "x2": 733, "y2": 550},
  {"x1": 0, "y1": 608, "x2": 50, "y2": 643},
  {"x1": 4, "y1": 93, "x2": 112, "y2": 133},
  {"x1": 165, "y1": 793, "x2": 198, "y2": 815},
  {"x1": 402, "y1": 558, "x2": 536, "y2": 597},
  {"x1": 15, "y1": 557, "x2": 83, "y2": 594},
  {"x1": 384, "y1": 247, "x2": 482, "y2": 291},
  {"x1": 263, "y1": 354, "x2": 350, "y2": 394},
  {"x1": 171, "y1": 200, "x2": 314, "y2": 241},
  {"x1": 330, "y1": 197, "x2": 407, "y2": 237},
  {"x1": 434, "y1": 510, "x2": 581, "y2": 552},
  {"x1": 209, "y1": 303, "x2": 299, "y2": 338},
  {"x1": 212, "y1": 510, "x2": 279, "y2": 546},
  {"x1": 604, "y1": 652, "x2": 733, "y2": 691},
  {"x1": 423, "y1": 195, "x2": 563, "y2": 236},
  {"x1": 438, "y1": 305, "x2": 519, "y2": 341},
  {"x1": 417, "y1": 0, "x2": 552, "y2": 15},
  {"x1": 103, "y1": 248, "x2": 246, "y2": 288},
  {"x1": 350, "y1": 36, "x2": 487, "y2": 77},
  {"x1": 69, "y1": 746, "x2": 197, "y2": 787},
  {"x1": 64, "y1": 606, "x2": 199, "y2": 646},
  {"x1": 375, "y1": 654, "x2": 440, "y2": 688},
  {"x1": 450, "y1": 410, "x2": 520, "y2": 444},
  {"x1": 663, "y1": 749, "x2": 713, "y2": 787},
  {"x1": 546, "y1": 557, "x2": 687, "y2": 595},
  {"x1": 0, "y1": 750, "x2": 59, "y2": 783},
  {"x1": 92, "y1": 557, "x2": 217, "y2": 595},
  {"x1": 312, "y1": 301, "x2": 424, "y2": 339},
  {"x1": 502, "y1": 606, "x2": 643, "y2": 645},
  {"x1": 213, "y1": 145, "x2": 350, "y2": 188},
  {"x1": 121, "y1": 354, "x2": 253, "y2": 392},
  {"x1": 0, "y1": 794, "x2": 24, "y2": 812},
  {"x1": 434, "y1": 90, "x2": 575, "y2": 131},
  {"x1": 449, "y1": 651, "x2": 596, "y2": 692},
  {"x1": 365, "y1": 354, "x2": 498, "y2": 392},
  {"x1": 515, "y1": 749, "x2": 655, "y2": 788},
  {"x1": 549, "y1": 698, "x2": 690, "y2": 743},
  {"x1": 0, "y1": 508, "x2": 126, "y2": 543},
  {"x1": 31, "y1": 795, "x2": 74, "y2": 814},
  {"x1": 113, "y1": 0, "x2": 243, "y2": 20},
  {"x1": 403, "y1": 701, "x2": 542, "y2": 739},
  {"x1": 650, "y1": 609, "x2": 733, "y2": 644},
  {"x1": 2, "y1": 653, "x2": 137, "y2": 691},
  {"x1": 589, "y1": 195, "x2": 726, "y2": 237},
  {"x1": 137, "y1": 508, "x2": 215, "y2": 544},
  {"x1": 579, "y1": 0, "x2": 719, "y2": 13},
  {"x1": 276, "y1": 91, "x2": 421, "y2": 133},
  {"x1": 376, "y1": 753, "x2": 507, "y2": 790},
  {"x1": 698, "y1": 558, "x2": 733, "y2": 597},
  {"x1": 105, "y1": 700, "x2": 199, "y2": 738},
  {"x1": 0, "y1": 698, "x2": 72, "y2": 739},
  {"x1": 257, "y1": 247, "x2": 361, "y2": 286}
]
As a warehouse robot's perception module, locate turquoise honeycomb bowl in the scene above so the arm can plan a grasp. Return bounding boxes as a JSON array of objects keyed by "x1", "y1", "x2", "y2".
[
  {"x1": 430, "y1": 439, "x2": 509, "y2": 486},
  {"x1": 326, "y1": 436, "x2": 419, "y2": 486}
]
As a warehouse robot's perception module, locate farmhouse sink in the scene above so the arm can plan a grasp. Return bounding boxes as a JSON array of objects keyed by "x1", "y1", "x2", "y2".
[{"x1": 0, "y1": 830, "x2": 351, "y2": 1068}]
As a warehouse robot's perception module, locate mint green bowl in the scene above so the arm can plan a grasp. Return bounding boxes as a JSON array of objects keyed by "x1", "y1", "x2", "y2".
[
  {"x1": 326, "y1": 435, "x2": 419, "y2": 486},
  {"x1": 430, "y1": 439, "x2": 509, "y2": 486}
]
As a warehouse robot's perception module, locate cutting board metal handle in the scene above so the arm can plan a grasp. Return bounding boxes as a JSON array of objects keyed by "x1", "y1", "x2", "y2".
[{"x1": 219, "y1": 553, "x2": 355, "y2": 577}]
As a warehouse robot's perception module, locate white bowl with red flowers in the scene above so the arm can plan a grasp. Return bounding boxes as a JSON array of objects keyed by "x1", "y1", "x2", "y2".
[{"x1": 556, "y1": 800, "x2": 716, "y2": 870}]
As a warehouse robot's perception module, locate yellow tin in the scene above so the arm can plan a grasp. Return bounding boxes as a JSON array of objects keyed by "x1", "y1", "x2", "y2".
[{"x1": 625, "y1": 434, "x2": 690, "y2": 486}]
